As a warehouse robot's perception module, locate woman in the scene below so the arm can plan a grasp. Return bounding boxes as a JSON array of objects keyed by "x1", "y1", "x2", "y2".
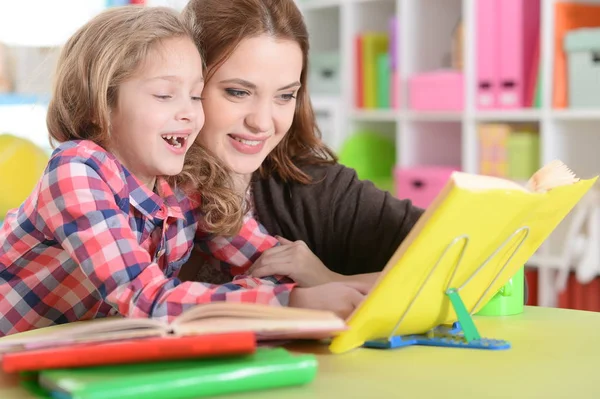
[{"x1": 177, "y1": 0, "x2": 424, "y2": 291}]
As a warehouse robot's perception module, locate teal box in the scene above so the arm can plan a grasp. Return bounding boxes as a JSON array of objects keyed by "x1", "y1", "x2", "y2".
[
  {"x1": 307, "y1": 51, "x2": 341, "y2": 95},
  {"x1": 564, "y1": 28, "x2": 600, "y2": 108}
]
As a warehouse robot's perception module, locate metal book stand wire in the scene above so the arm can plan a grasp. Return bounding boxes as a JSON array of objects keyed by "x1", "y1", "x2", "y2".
[{"x1": 364, "y1": 226, "x2": 530, "y2": 351}]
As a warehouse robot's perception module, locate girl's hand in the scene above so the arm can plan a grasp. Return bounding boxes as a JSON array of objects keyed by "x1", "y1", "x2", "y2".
[
  {"x1": 288, "y1": 281, "x2": 370, "y2": 320},
  {"x1": 248, "y1": 236, "x2": 340, "y2": 287}
]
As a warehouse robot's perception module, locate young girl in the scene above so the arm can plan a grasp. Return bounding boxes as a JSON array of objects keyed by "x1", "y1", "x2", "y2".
[{"x1": 0, "y1": 6, "x2": 305, "y2": 337}]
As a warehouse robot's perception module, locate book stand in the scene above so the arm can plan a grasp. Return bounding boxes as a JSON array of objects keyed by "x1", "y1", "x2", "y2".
[{"x1": 363, "y1": 226, "x2": 530, "y2": 351}]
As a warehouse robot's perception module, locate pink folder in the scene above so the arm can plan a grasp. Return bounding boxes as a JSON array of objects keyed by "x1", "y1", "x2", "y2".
[
  {"x1": 476, "y1": 0, "x2": 499, "y2": 110},
  {"x1": 497, "y1": 0, "x2": 541, "y2": 109}
]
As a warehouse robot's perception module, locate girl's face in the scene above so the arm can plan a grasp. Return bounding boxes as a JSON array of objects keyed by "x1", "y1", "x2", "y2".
[
  {"x1": 199, "y1": 35, "x2": 303, "y2": 180},
  {"x1": 109, "y1": 36, "x2": 205, "y2": 189}
]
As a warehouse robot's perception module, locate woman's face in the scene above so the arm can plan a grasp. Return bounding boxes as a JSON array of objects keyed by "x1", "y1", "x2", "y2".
[{"x1": 199, "y1": 34, "x2": 303, "y2": 178}]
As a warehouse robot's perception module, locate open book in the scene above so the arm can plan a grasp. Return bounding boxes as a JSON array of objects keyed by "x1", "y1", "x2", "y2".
[
  {"x1": 0, "y1": 302, "x2": 346, "y2": 353},
  {"x1": 330, "y1": 160, "x2": 598, "y2": 353}
]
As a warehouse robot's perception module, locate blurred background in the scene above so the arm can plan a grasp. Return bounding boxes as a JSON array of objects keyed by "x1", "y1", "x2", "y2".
[{"x1": 1, "y1": 0, "x2": 600, "y2": 311}]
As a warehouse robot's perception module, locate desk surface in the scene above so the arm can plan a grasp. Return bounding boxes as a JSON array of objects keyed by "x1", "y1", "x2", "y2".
[{"x1": 1, "y1": 306, "x2": 598, "y2": 398}]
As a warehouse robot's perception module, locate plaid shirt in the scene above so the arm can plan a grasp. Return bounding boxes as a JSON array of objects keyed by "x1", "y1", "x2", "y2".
[{"x1": 0, "y1": 140, "x2": 294, "y2": 337}]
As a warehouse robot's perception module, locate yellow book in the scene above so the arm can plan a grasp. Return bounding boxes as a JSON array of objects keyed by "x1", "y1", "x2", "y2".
[
  {"x1": 361, "y1": 32, "x2": 388, "y2": 109},
  {"x1": 478, "y1": 123, "x2": 510, "y2": 177},
  {"x1": 329, "y1": 160, "x2": 597, "y2": 354}
]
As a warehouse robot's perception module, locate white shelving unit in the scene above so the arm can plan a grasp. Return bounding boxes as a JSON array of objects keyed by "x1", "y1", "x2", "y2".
[
  {"x1": 1, "y1": 0, "x2": 599, "y2": 306},
  {"x1": 299, "y1": 0, "x2": 600, "y2": 307}
]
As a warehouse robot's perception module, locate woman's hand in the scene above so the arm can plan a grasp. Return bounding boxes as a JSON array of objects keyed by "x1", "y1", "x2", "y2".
[
  {"x1": 288, "y1": 281, "x2": 370, "y2": 320},
  {"x1": 248, "y1": 236, "x2": 340, "y2": 287}
]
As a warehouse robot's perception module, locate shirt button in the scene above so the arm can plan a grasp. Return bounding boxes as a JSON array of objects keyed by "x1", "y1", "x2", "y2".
[{"x1": 156, "y1": 206, "x2": 167, "y2": 219}]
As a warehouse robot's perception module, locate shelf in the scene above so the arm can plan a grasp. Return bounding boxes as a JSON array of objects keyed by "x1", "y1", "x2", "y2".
[
  {"x1": 353, "y1": 0, "x2": 393, "y2": 4},
  {"x1": 310, "y1": 94, "x2": 342, "y2": 108},
  {"x1": 552, "y1": 109, "x2": 600, "y2": 121},
  {"x1": 350, "y1": 109, "x2": 399, "y2": 122},
  {"x1": 299, "y1": 0, "x2": 394, "y2": 11},
  {"x1": 404, "y1": 111, "x2": 463, "y2": 122},
  {"x1": 350, "y1": 109, "x2": 546, "y2": 122},
  {"x1": 0, "y1": 93, "x2": 49, "y2": 106},
  {"x1": 298, "y1": 0, "x2": 342, "y2": 11},
  {"x1": 527, "y1": 253, "x2": 565, "y2": 270},
  {"x1": 474, "y1": 109, "x2": 542, "y2": 122},
  {"x1": 299, "y1": 0, "x2": 600, "y2": 307}
]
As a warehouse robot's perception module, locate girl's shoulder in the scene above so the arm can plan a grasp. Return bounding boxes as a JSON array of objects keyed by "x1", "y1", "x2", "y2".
[
  {"x1": 51, "y1": 140, "x2": 116, "y2": 164},
  {"x1": 48, "y1": 140, "x2": 128, "y2": 192}
]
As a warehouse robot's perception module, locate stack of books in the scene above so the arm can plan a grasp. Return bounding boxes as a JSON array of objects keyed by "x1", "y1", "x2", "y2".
[{"x1": 0, "y1": 302, "x2": 347, "y2": 398}]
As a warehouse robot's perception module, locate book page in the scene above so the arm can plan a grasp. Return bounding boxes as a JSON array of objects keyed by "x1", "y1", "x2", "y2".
[
  {"x1": 174, "y1": 317, "x2": 346, "y2": 340},
  {"x1": 452, "y1": 160, "x2": 579, "y2": 193},
  {"x1": 526, "y1": 160, "x2": 580, "y2": 192},
  {"x1": 172, "y1": 302, "x2": 342, "y2": 326},
  {"x1": 452, "y1": 172, "x2": 529, "y2": 192},
  {"x1": 0, "y1": 317, "x2": 166, "y2": 352}
]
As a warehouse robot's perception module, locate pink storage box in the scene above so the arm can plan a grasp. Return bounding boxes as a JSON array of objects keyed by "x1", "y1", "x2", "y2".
[
  {"x1": 408, "y1": 71, "x2": 464, "y2": 111},
  {"x1": 395, "y1": 166, "x2": 460, "y2": 209}
]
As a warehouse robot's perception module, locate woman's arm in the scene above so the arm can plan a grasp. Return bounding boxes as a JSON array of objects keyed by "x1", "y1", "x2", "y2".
[
  {"x1": 249, "y1": 163, "x2": 422, "y2": 283},
  {"x1": 339, "y1": 272, "x2": 381, "y2": 286}
]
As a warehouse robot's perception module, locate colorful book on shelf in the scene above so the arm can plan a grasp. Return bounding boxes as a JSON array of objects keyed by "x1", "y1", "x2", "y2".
[
  {"x1": 389, "y1": 16, "x2": 400, "y2": 109},
  {"x1": 355, "y1": 34, "x2": 364, "y2": 108},
  {"x1": 497, "y1": 0, "x2": 540, "y2": 109},
  {"x1": 1, "y1": 332, "x2": 256, "y2": 373},
  {"x1": 376, "y1": 52, "x2": 391, "y2": 109},
  {"x1": 533, "y1": 65, "x2": 542, "y2": 109},
  {"x1": 475, "y1": 0, "x2": 499, "y2": 109},
  {"x1": 0, "y1": 302, "x2": 345, "y2": 353},
  {"x1": 360, "y1": 32, "x2": 388, "y2": 109},
  {"x1": 389, "y1": 16, "x2": 398, "y2": 72},
  {"x1": 329, "y1": 160, "x2": 597, "y2": 353},
  {"x1": 28, "y1": 347, "x2": 317, "y2": 399},
  {"x1": 525, "y1": 29, "x2": 540, "y2": 108}
]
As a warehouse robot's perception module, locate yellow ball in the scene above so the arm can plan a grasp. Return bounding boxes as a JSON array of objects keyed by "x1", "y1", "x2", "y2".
[{"x1": 0, "y1": 134, "x2": 49, "y2": 218}]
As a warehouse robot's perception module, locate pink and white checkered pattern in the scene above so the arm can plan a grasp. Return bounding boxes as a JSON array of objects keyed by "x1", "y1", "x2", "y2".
[{"x1": 0, "y1": 140, "x2": 293, "y2": 337}]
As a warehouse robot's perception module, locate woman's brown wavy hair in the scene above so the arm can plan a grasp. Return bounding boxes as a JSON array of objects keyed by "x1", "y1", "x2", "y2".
[
  {"x1": 182, "y1": 0, "x2": 337, "y2": 184},
  {"x1": 46, "y1": 6, "x2": 244, "y2": 235}
]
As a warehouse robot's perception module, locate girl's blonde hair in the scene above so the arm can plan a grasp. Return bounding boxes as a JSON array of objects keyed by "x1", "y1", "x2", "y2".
[{"x1": 46, "y1": 6, "x2": 244, "y2": 235}]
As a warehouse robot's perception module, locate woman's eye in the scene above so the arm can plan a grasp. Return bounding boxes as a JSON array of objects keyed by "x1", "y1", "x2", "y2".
[
  {"x1": 153, "y1": 95, "x2": 172, "y2": 100},
  {"x1": 191, "y1": 96, "x2": 204, "y2": 101},
  {"x1": 280, "y1": 93, "x2": 297, "y2": 101},
  {"x1": 225, "y1": 88, "x2": 249, "y2": 98}
]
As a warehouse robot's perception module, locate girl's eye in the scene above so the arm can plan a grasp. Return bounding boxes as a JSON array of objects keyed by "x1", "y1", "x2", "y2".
[
  {"x1": 191, "y1": 96, "x2": 204, "y2": 101},
  {"x1": 154, "y1": 95, "x2": 172, "y2": 100},
  {"x1": 225, "y1": 88, "x2": 249, "y2": 98}
]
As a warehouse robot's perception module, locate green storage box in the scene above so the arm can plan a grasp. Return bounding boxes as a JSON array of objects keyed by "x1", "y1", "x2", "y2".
[
  {"x1": 508, "y1": 129, "x2": 539, "y2": 180},
  {"x1": 564, "y1": 27, "x2": 600, "y2": 108},
  {"x1": 308, "y1": 51, "x2": 341, "y2": 95}
]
